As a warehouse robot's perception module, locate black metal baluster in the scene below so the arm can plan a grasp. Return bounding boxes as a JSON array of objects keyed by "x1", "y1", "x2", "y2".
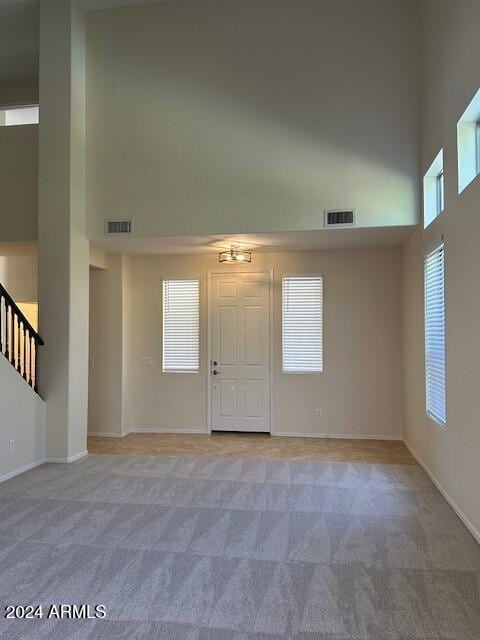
[
  {"x1": 4, "y1": 303, "x2": 8, "y2": 360},
  {"x1": 10, "y1": 304, "x2": 13, "y2": 360},
  {"x1": 16, "y1": 314, "x2": 21, "y2": 373},
  {"x1": 20, "y1": 321, "x2": 23, "y2": 377}
]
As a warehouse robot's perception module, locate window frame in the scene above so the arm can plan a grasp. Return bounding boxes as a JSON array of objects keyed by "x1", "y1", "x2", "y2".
[
  {"x1": 424, "y1": 243, "x2": 447, "y2": 427},
  {"x1": 281, "y1": 274, "x2": 324, "y2": 374},
  {"x1": 436, "y1": 169, "x2": 444, "y2": 214},
  {"x1": 423, "y1": 149, "x2": 444, "y2": 228},
  {"x1": 476, "y1": 117, "x2": 480, "y2": 176},
  {"x1": 162, "y1": 277, "x2": 200, "y2": 374}
]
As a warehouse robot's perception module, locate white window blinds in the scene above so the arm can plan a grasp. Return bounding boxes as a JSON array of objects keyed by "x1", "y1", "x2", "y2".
[
  {"x1": 163, "y1": 279, "x2": 199, "y2": 372},
  {"x1": 424, "y1": 244, "x2": 446, "y2": 424},
  {"x1": 282, "y1": 276, "x2": 323, "y2": 373}
]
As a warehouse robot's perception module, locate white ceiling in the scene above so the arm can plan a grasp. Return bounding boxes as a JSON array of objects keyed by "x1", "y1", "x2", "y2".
[
  {"x1": 92, "y1": 226, "x2": 416, "y2": 256},
  {"x1": 0, "y1": 228, "x2": 415, "y2": 258}
]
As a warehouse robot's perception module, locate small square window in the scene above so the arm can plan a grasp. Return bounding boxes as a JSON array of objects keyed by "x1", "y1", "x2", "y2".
[
  {"x1": 457, "y1": 88, "x2": 480, "y2": 193},
  {"x1": 0, "y1": 105, "x2": 39, "y2": 127},
  {"x1": 423, "y1": 150, "x2": 444, "y2": 228}
]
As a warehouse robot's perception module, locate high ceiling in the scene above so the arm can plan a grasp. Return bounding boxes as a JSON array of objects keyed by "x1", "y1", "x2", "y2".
[
  {"x1": 0, "y1": 0, "x2": 173, "y2": 83},
  {"x1": 0, "y1": 0, "x2": 38, "y2": 82}
]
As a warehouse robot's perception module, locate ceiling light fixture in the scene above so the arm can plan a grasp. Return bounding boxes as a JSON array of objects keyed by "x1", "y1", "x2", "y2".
[{"x1": 218, "y1": 246, "x2": 252, "y2": 263}]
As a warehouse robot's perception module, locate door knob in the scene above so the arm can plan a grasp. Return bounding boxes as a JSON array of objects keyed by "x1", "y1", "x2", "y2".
[{"x1": 212, "y1": 370, "x2": 220, "y2": 375}]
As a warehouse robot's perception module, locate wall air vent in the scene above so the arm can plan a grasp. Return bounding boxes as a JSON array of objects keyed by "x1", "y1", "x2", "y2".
[
  {"x1": 105, "y1": 219, "x2": 133, "y2": 235},
  {"x1": 324, "y1": 210, "x2": 356, "y2": 227}
]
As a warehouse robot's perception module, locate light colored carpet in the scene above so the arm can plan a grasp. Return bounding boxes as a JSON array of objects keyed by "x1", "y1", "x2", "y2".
[{"x1": 0, "y1": 454, "x2": 479, "y2": 639}]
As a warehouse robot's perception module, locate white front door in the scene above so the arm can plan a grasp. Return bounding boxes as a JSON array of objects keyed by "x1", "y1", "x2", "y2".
[{"x1": 210, "y1": 271, "x2": 271, "y2": 432}]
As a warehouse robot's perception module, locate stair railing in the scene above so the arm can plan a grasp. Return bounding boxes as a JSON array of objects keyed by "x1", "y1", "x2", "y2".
[{"x1": 0, "y1": 283, "x2": 44, "y2": 392}]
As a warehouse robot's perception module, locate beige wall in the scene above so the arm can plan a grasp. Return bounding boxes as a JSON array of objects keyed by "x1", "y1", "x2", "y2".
[
  {"x1": 0, "y1": 77, "x2": 38, "y2": 108},
  {"x1": 86, "y1": 0, "x2": 419, "y2": 240},
  {"x1": 270, "y1": 250, "x2": 403, "y2": 438},
  {"x1": 0, "y1": 0, "x2": 421, "y2": 245},
  {"x1": 88, "y1": 254, "x2": 131, "y2": 436},
  {"x1": 0, "y1": 353, "x2": 46, "y2": 481},
  {"x1": 0, "y1": 126, "x2": 38, "y2": 242},
  {"x1": 90, "y1": 248, "x2": 404, "y2": 438},
  {"x1": 89, "y1": 247, "x2": 108, "y2": 270},
  {"x1": 0, "y1": 253, "x2": 37, "y2": 302},
  {"x1": 402, "y1": 0, "x2": 480, "y2": 539}
]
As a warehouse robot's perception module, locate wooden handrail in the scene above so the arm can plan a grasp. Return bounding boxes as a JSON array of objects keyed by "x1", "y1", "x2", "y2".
[{"x1": 0, "y1": 281, "x2": 44, "y2": 392}]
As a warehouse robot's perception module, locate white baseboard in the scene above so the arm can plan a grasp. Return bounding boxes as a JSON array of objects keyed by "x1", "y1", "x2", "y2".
[
  {"x1": 98, "y1": 428, "x2": 401, "y2": 440},
  {"x1": 0, "y1": 459, "x2": 46, "y2": 484},
  {"x1": 272, "y1": 432, "x2": 403, "y2": 441},
  {"x1": 46, "y1": 450, "x2": 89, "y2": 464},
  {"x1": 130, "y1": 428, "x2": 208, "y2": 434},
  {"x1": 1, "y1": 450, "x2": 90, "y2": 482},
  {"x1": 88, "y1": 432, "x2": 127, "y2": 438},
  {"x1": 405, "y1": 440, "x2": 480, "y2": 545}
]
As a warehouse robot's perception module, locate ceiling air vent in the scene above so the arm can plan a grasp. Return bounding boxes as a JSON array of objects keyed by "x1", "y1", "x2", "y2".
[
  {"x1": 105, "y1": 219, "x2": 133, "y2": 235},
  {"x1": 324, "y1": 210, "x2": 356, "y2": 227}
]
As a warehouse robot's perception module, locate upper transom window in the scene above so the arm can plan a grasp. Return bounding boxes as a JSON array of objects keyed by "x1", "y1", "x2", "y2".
[{"x1": 0, "y1": 106, "x2": 39, "y2": 127}]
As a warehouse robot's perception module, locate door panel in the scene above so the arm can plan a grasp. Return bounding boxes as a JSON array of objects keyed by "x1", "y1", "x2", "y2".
[
  {"x1": 244, "y1": 306, "x2": 263, "y2": 365},
  {"x1": 219, "y1": 307, "x2": 237, "y2": 364},
  {"x1": 211, "y1": 272, "x2": 270, "y2": 432},
  {"x1": 219, "y1": 379, "x2": 237, "y2": 417},
  {"x1": 245, "y1": 379, "x2": 264, "y2": 417},
  {"x1": 244, "y1": 280, "x2": 263, "y2": 298},
  {"x1": 219, "y1": 281, "x2": 237, "y2": 298}
]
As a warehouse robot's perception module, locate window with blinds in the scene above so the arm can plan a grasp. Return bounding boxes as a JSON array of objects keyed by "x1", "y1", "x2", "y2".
[
  {"x1": 282, "y1": 276, "x2": 323, "y2": 373},
  {"x1": 162, "y1": 279, "x2": 199, "y2": 372},
  {"x1": 424, "y1": 244, "x2": 446, "y2": 425}
]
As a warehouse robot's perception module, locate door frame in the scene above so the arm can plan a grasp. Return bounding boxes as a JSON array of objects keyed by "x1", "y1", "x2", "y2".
[{"x1": 206, "y1": 268, "x2": 274, "y2": 434}]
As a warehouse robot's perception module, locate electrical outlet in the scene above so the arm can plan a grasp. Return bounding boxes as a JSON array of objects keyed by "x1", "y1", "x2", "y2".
[
  {"x1": 315, "y1": 409, "x2": 323, "y2": 419},
  {"x1": 9, "y1": 439, "x2": 15, "y2": 451}
]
